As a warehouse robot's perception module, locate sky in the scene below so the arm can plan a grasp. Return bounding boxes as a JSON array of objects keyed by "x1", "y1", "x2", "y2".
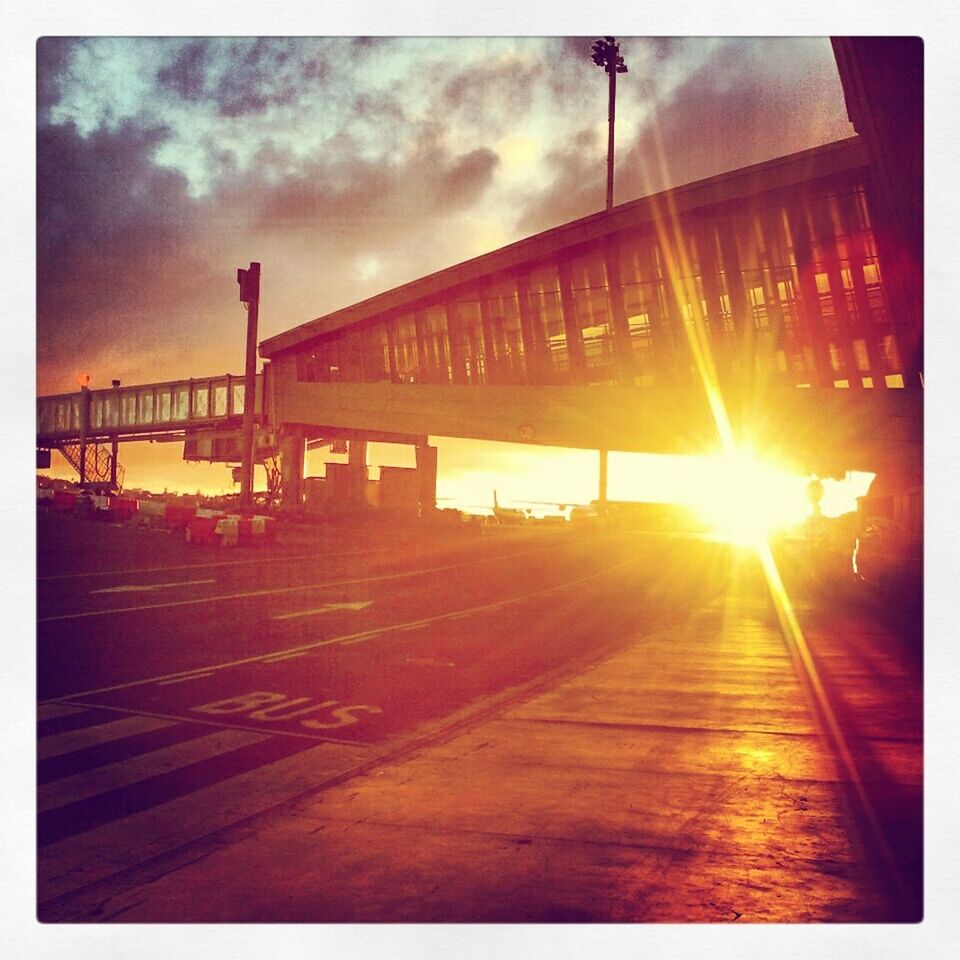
[{"x1": 36, "y1": 36, "x2": 856, "y2": 504}]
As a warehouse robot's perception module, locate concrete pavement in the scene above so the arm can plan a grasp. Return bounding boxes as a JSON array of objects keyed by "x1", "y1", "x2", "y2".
[{"x1": 45, "y1": 564, "x2": 920, "y2": 924}]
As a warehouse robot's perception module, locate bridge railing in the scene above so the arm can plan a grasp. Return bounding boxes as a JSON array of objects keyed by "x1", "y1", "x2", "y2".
[{"x1": 37, "y1": 373, "x2": 261, "y2": 442}]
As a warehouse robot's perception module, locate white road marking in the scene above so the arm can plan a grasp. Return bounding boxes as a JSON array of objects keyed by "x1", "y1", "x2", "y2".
[
  {"x1": 90, "y1": 579, "x2": 216, "y2": 595},
  {"x1": 37, "y1": 547, "x2": 392, "y2": 581},
  {"x1": 261, "y1": 651, "x2": 310, "y2": 663},
  {"x1": 38, "y1": 739, "x2": 372, "y2": 904},
  {"x1": 38, "y1": 715, "x2": 177, "y2": 760},
  {"x1": 38, "y1": 728, "x2": 268, "y2": 812},
  {"x1": 38, "y1": 703, "x2": 89, "y2": 722},
  {"x1": 39, "y1": 556, "x2": 641, "y2": 702},
  {"x1": 272, "y1": 600, "x2": 373, "y2": 620},
  {"x1": 40, "y1": 700, "x2": 363, "y2": 744},
  {"x1": 38, "y1": 544, "x2": 551, "y2": 624},
  {"x1": 155, "y1": 672, "x2": 216, "y2": 686}
]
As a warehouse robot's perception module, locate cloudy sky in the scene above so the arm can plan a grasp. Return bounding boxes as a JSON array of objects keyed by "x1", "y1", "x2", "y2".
[{"x1": 37, "y1": 36, "x2": 854, "y2": 500}]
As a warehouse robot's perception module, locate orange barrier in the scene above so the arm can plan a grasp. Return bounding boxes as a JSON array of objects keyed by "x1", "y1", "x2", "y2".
[
  {"x1": 186, "y1": 509, "x2": 227, "y2": 545},
  {"x1": 163, "y1": 504, "x2": 197, "y2": 529},
  {"x1": 51, "y1": 490, "x2": 78, "y2": 513}
]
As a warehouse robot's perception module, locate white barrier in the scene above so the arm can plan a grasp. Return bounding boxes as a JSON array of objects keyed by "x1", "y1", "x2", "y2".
[{"x1": 215, "y1": 517, "x2": 239, "y2": 547}]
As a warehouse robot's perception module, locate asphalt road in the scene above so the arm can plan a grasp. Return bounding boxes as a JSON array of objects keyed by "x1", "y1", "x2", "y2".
[
  {"x1": 37, "y1": 510, "x2": 734, "y2": 906},
  {"x1": 36, "y1": 509, "x2": 923, "y2": 921}
]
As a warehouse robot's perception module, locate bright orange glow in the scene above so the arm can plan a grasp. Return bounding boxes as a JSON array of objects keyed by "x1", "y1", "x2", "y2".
[{"x1": 686, "y1": 449, "x2": 811, "y2": 545}]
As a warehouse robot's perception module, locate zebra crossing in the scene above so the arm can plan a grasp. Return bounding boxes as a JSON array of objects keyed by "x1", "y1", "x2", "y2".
[{"x1": 37, "y1": 701, "x2": 373, "y2": 905}]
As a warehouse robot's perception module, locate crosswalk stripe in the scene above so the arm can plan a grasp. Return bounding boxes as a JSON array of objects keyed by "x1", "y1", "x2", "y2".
[
  {"x1": 38, "y1": 729, "x2": 268, "y2": 813},
  {"x1": 39, "y1": 739, "x2": 371, "y2": 903},
  {"x1": 38, "y1": 703, "x2": 89, "y2": 722},
  {"x1": 38, "y1": 715, "x2": 177, "y2": 760}
]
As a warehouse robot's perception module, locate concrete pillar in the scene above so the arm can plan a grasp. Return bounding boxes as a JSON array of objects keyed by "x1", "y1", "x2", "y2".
[
  {"x1": 279, "y1": 428, "x2": 306, "y2": 510},
  {"x1": 598, "y1": 449, "x2": 608, "y2": 513},
  {"x1": 347, "y1": 439, "x2": 368, "y2": 508},
  {"x1": 415, "y1": 443, "x2": 438, "y2": 516},
  {"x1": 78, "y1": 386, "x2": 90, "y2": 486},
  {"x1": 110, "y1": 379, "x2": 121, "y2": 491}
]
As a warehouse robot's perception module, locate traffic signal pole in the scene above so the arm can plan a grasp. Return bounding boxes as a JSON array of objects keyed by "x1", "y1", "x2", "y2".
[{"x1": 237, "y1": 262, "x2": 261, "y2": 514}]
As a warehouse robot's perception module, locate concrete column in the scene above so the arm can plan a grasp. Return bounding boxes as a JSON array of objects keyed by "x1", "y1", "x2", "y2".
[
  {"x1": 78, "y1": 386, "x2": 90, "y2": 486},
  {"x1": 598, "y1": 449, "x2": 609, "y2": 513},
  {"x1": 110, "y1": 379, "x2": 120, "y2": 491},
  {"x1": 347, "y1": 439, "x2": 368, "y2": 508},
  {"x1": 415, "y1": 443, "x2": 438, "y2": 516},
  {"x1": 279, "y1": 428, "x2": 306, "y2": 510}
]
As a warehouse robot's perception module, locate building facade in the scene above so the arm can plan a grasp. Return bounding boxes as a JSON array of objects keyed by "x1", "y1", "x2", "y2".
[{"x1": 261, "y1": 136, "x2": 920, "y2": 397}]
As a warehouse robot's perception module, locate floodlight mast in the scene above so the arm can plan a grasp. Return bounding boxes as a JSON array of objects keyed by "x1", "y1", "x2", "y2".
[{"x1": 591, "y1": 36, "x2": 628, "y2": 212}]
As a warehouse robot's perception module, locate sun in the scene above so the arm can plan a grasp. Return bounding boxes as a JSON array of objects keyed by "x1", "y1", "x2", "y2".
[{"x1": 687, "y1": 449, "x2": 812, "y2": 546}]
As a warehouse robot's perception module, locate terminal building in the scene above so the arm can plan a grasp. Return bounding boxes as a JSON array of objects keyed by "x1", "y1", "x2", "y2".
[
  {"x1": 257, "y1": 134, "x2": 921, "y2": 508},
  {"x1": 37, "y1": 137, "x2": 923, "y2": 510}
]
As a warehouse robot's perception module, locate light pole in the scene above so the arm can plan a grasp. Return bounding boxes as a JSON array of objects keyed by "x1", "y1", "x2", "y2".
[
  {"x1": 237, "y1": 261, "x2": 261, "y2": 513},
  {"x1": 591, "y1": 36, "x2": 628, "y2": 212}
]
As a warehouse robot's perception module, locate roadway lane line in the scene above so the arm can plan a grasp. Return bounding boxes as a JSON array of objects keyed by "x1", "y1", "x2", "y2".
[
  {"x1": 37, "y1": 544, "x2": 554, "y2": 624},
  {"x1": 272, "y1": 600, "x2": 373, "y2": 620},
  {"x1": 38, "y1": 716, "x2": 178, "y2": 760},
  {"x1": 40, "y1": 555, "x2": 642, "y2": 702},
  {"x1": 89, "y1": 578, "x2": 216, "y2": 595},
  {"x1": 38, "y1": 703, "x2": 90, "y2": 722},
  {"x1": 37, "y1": 547, "x2": 393, "y2": 582},
  {"x1": 155, "y1": 672, "x2": 216, "y2": 686},
  {"x1": 38, "y1": 728, "x2": 268, "y2": 813}
]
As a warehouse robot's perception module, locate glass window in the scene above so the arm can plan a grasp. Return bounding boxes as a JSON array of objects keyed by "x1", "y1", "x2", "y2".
[
  {"x1": 121, "y1": 393, "x2": 137, "y2": 425},
  {"x1": 361, "y1": 324, "x2": 391, "y2": 382},
  {"x1": 213, "y1": 384, "x2": 228, "y2": 417},
  {"x1": 568, "y1": 252, "x2": 614, "y2": 381},
  {"x1": 192, "y1": 384, "x2": 209, "y2": 417},
  {"x1": 421, "y1": 305, "x2": 451, "y2": 383},
  {"x1": 297, "y1": 350, "x2": 318, "y2": 382},
  {"x1": 394, "y1": 314, "x2": 420, "y2": 382},
  {"x1": 232, "y1": 383, "x2": 245, "y2": 415},
  {"x1": 138, "y1": 390, "x2": 154, "y2": 423},
  {"x1": 447, "y1": 296, "x2": 485, "y2": 384},
  {"x1": 105, "y1": 393, "x2": 119, "y2": 428},
  {"x1": 338, "y1": 331, "x2": 364, "y2": 382},
  {"x1": 482, "y1": 279, "x2": 524, "y2": 384},
  {"x1": 527, "y1": 263, "x2": 568, "y2": 380},
  {"x1": 173, "y1": 386, "x2": 190, "y2": 421},
  {"x1": 157, "y1": 389, "x2": 172, "y2": 422}
]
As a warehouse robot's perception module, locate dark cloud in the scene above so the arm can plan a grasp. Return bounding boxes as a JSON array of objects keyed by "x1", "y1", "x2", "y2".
[
  {"x1": 156, "y1": 38, "x2": 331, "y2": 117},
  {"x1": 435, "y1": 148, "x2": 500, "y2": 211},
  {"x1": 36, "y1": 37, "x2": 82, "y2": 119},
  {"x1": 214, "y1": 39, "x2": 329, "y2": 117},
  {"x1": 442, "y1": 61, "x2": 539, "y2": 119},
  {"x1": 156, "y1": 39, "x2": 209, "y2": 101},
  {"x1": 36, "y1": 120, "x2": 230, "y2": 389},
  {"x1": 248, "y1": 134, "x2": 498, "y2": 234},
  {"x1": 353, "y1": 91, "x2": 406, "y2": 125}
]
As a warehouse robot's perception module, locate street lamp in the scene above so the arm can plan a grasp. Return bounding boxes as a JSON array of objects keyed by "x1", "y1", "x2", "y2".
[{"x1": 591, "y1": 36, "x2": 628, "y2": 212}]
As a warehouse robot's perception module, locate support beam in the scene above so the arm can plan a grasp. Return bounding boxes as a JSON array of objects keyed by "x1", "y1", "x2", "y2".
[
  {"x1": 415, "y1": 443, "x2": 438, "y2": 516},
  {"x1": 598, "y1": 448, "x2": 609, "y2": 513},
  {"x1": 279, "y1": 428, "x2": 306, "y2": 510},
  {"x1": 347, "y1": 439, "x2": 368, "y2": 508}
]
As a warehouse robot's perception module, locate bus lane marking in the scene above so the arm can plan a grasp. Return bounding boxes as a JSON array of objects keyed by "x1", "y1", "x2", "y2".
[{"x1": 39, "y1": 555, "x2": 641, "y2": 703}]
